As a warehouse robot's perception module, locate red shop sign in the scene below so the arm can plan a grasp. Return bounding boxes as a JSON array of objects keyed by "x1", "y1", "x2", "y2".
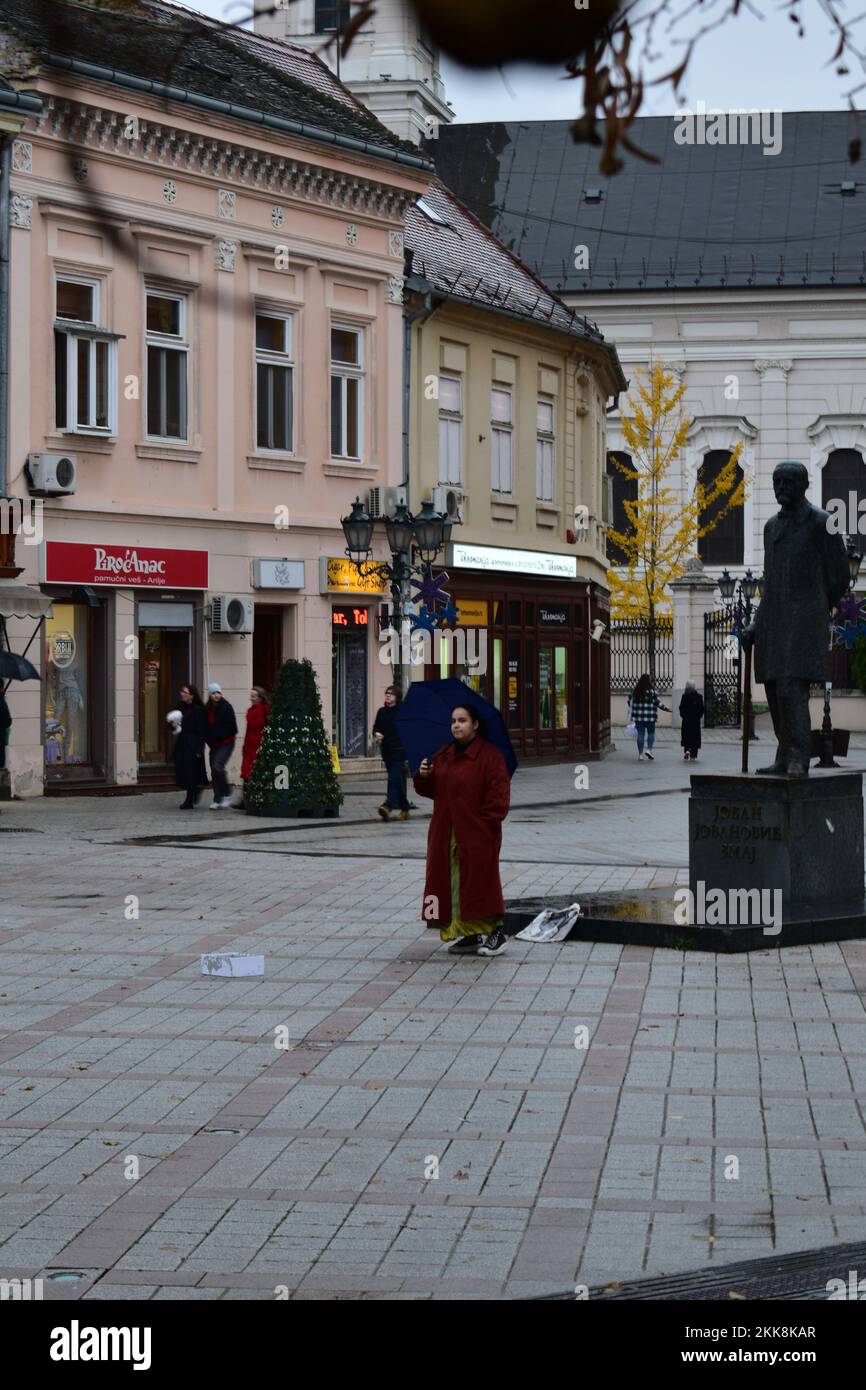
[{"x1": 43, "y1": 541, "x2": 209, "y2": 590}]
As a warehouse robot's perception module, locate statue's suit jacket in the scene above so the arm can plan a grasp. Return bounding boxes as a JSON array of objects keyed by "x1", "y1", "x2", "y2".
[{"x1": 753, "y1": 499, "x2": 849, "y2": 683}]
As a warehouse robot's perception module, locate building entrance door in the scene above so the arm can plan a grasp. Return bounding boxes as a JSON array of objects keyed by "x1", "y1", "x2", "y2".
[
  {"x1": 331, "y1": 606, "x2": 368, "y2": 758},
  {"x1": 139, "y1": 627, "x2": 191, "y2": 763},
  {"x1": 253, "y1": 606, "x2": 284, "y2": 694}
]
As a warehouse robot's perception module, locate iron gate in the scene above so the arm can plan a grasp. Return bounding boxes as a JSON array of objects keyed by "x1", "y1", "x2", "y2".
[{"x1": 703, "y1": 608, "x2": 742, "y2": 728}]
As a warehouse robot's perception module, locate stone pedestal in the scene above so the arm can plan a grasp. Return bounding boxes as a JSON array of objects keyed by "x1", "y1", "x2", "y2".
[{"x1": 689, "y1": 772, "x2": 864, "y2": 912}]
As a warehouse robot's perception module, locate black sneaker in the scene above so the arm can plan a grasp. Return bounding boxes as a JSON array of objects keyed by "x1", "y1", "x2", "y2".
[
  {"x1": 478, "y1": 928, "x2": 507, "y2": 957},
  {"x1": 447, "y1": 936, "x2": 483, "y2": 956}
]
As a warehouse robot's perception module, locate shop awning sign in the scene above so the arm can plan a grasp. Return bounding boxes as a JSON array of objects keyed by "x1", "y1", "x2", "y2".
[
  {"x1": 43, "y1": 542, "x2": 209, "y2": 590},
  {"x1": 449, "y1": 542, "x2": 578, "y2": 580}
]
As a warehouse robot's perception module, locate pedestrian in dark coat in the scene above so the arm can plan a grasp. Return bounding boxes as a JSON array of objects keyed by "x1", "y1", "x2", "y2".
[
  {"x1": 0, "y1": 689, "x2": 11, "y2": 770},
  {"x1": 204, "y1": 682, "x2": 238, "y2": 809},
  {"x1": 679, "y1": 681, "x2": 705, "y2": 760},
  {"x1": 372, "y1": 684, "x2": 409, "y2": 820},
  {"x1": 235, "y1": 686, "x2": 270, "y2": 809},
  {"x1": 173, "y1": 684, "x2": 207, "y2": 809},
  {"x1": 413, "y1": 702, "x2": 511, "y2": 959}
]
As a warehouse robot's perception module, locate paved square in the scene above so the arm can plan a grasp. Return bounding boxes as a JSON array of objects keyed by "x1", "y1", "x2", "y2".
[{"x1": 2, "y1": 733, "x2": 866, "y2": 1299}]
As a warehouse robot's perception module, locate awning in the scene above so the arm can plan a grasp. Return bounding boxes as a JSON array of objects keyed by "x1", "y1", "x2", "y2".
[{"x1": 0, "y1": 585, "x2": 54, "y2": 619}]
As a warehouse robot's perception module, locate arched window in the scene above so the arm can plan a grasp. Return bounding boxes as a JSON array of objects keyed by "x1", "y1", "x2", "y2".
[
  {"x1": 697, "y1": 450, "x2": 744, "y2": 566},
  {"x1": 821, "y1": 448, "x2": 866, "y2": 521},
  {"x1": 606, "y1": 451, "x2": 638, "y2": 564}
]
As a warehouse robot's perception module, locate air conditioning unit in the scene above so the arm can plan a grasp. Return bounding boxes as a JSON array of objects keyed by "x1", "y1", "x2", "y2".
[
  {"x1": 367, "y1": 485, "x2": 407, "y2": 519},
  {"x1": 432, "y1": 486, "x2": 466, "y2": 523},
  {"x1": 26, "y1": 453, "x2": 77, "y2": 495},
  {"x1": 209, "y1": 595, "x2": 254, "y2": 634}
]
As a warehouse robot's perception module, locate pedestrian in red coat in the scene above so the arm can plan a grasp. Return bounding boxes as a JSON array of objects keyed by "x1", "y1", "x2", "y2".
[
  {"x1": 413, "y1": 702, "x2": 511, "y2": 959},
  {"x1": 234, "y1": 686, "x2": 270, "y2": 810}
]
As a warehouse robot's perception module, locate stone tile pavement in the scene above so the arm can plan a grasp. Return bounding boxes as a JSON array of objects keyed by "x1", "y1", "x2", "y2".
[{"x1": 1, "y1": 739, "x2": 866, "y2": 1299}]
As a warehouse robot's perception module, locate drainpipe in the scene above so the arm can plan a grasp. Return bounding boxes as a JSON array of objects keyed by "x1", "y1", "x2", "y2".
[{"x1": 0, "y1": 132, "x2": 11, "y2": 497}]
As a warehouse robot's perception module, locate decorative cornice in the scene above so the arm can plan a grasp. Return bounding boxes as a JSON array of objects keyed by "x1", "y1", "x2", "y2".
[
  {"x1": 807, "y1": 414, "x2": 866, "y2": 458},
  {"x1": 754, "y1": 357, "x2": 793, "y2": 378},
  {"x1": 10, "y1": 193, "x2": 32, "y2": 229},
  {"x1": 12, "y1": 139, "x2": 31, "y2": 173},
  {"x1": 215, "y1": 238, "x2": 237, "y2": 272},
  {"x1": 31, "y1": 97, "x2": 416, "y2": 221},
  {"x1": 686, "y1": 413, "x2": 758, "y2": 441}
]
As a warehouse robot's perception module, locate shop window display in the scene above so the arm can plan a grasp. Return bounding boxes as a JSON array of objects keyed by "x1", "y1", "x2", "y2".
[{"x1": 45, "y1": 605, "x2": 90, "y2": 765}]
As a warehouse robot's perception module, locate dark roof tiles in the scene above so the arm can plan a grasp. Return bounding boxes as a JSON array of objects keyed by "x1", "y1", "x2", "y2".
[{"x1": 427, "y1": 113, "x2": 866, "y2": 292}]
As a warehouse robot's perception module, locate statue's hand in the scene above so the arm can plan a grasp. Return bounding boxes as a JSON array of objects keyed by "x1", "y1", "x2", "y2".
[{"x1": 740, "y1": 624, "x2": 756, "y2": 653}]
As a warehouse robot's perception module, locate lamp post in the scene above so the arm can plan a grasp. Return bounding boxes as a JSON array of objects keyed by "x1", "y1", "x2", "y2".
[
  {"x1": 718, "y1": 569, "x2": 762, "y2": 739},
  {"x1": 340, "y1": 496, "x2": 449, "y2": 693},
  {"x1": 815, "y1": 536, "x2": 863, "y2": 769}
]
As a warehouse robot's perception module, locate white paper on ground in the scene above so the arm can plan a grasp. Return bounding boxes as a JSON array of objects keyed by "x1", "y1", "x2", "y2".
[
  {"x1": 515, "y1": 903, "x2": 582, "y2": 943},
  {"x1": 200, "y1": 952, "x2": 265, "y2": 977}
]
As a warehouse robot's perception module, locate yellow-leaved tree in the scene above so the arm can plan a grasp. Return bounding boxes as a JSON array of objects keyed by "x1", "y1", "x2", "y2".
[{"x1": 607, "y1": 363, "x2": 746, "y2": 681}]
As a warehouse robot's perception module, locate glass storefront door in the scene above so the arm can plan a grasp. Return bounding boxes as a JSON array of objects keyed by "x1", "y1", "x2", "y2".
[
  {"x1": 332, "y1": 607, "x2": 368, "y2": 757},
  {"x1": 539, "y1": 644, "x2": 568, "y2": 733},
  {"x1": 138, "y1": 627, "x2": 191, "y2": 762}
]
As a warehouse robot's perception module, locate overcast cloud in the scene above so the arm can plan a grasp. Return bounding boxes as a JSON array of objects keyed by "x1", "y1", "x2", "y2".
[{"x1": 186, "y1": 0, "x2": 861, "y2": 120}]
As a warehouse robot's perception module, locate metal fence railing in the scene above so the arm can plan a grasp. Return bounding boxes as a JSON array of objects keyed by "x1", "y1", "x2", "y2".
[{"x1": 610, "y1": 616, "x2": 674, "y2": 694}]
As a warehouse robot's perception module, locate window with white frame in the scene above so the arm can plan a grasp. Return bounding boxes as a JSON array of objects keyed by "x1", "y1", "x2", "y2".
[
  {"x1": 437, "y1": 374, "x2": 463, "y2": 484},
  {"x1": 146, "y1": 291, "x2": 188, "y2": 441},
  {"x1": 330, "y1": 324, "x2": 363, "y2": 459},
  {"x1": 255, "y1": 311, "x2": 294, "y2": 452},
  {"x1": 536, "y1": 397, "x2": 555, "y2": 501},
  {"x1": 54, "y1": 277, "x2": 115, "y2": 433},
  {"x1": 491, "y1": 385, "x2": 513, "y2": 494}
]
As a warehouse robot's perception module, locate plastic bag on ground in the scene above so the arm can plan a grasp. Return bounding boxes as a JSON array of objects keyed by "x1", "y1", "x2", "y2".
[{"x1": 515, "y1": 902, "x2": 582, "y2": 942}]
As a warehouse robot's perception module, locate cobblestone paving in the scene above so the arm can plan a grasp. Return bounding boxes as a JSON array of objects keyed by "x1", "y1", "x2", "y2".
[{"x1": 2, "y1": 737, "x2": 866, "y2": 1299}]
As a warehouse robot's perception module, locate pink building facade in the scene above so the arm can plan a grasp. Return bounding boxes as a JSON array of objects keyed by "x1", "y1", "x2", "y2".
[{"x1": 1, "y1": 7, "x2": 430, "y2": 796}]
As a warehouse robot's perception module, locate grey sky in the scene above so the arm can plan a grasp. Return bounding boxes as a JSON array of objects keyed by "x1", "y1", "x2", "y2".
[{"x1": 184, "y1": 0, "x2": 860, "y2": 119}]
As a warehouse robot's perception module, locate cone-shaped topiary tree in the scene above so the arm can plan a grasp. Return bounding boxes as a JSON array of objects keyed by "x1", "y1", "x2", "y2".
[{"x1": 245, "y1": 658, "x2": 342, "y2": 817}]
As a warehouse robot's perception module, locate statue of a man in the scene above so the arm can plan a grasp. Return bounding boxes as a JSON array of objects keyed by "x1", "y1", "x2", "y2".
[{"x1": 742, "y1": 460, "x2": 849, "y2": 776}]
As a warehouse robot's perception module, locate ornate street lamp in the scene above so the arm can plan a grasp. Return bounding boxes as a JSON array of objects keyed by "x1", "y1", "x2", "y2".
[
  {"x1": 384, "y1": 502, "x2": 415, "y2": 558},
  {"x1": 412, "y1": 498, "x2": 447, "y2": 563},
  {"x1": 717, "y1": 570, "x2": 763, "y2": 742},
  {"x1": 340, "y1": 497, "x2": 375, "y2": 564},
  {"x1": 339, "y1": 494, "x2": 450, "y2": 692}
]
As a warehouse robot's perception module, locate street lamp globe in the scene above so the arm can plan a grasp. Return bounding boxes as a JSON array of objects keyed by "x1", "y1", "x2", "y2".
[
  {"x1": 384, "y1": 503, "x2": 415, "y2": 557},
  {"x1": 741, "y1": 570, "x2": 758, "y2": 603},
  {"x1": 341, "y1": 497, "x2": 374, "y2": 562},
  {"x1": 413, "y1": 498, "x2": 447, "y2": 563},
  {"x1": 718, "y1": 569, "x2": 736, "y2": 602}
]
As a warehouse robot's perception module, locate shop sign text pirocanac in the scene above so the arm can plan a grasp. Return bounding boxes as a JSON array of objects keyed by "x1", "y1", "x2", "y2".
[{"x1": 44, "y1": 542, "x2": 209, "y2": 590}]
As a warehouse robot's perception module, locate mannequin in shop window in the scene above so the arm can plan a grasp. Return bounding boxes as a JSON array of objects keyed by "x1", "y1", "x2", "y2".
[{"x1": 46, "y1": 654, "x2": 85, "y2": 763}]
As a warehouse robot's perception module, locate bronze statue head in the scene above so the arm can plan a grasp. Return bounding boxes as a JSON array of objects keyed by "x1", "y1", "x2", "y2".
[{"x1": 773, "y1": 460, "x2": 809, "y2": 511}]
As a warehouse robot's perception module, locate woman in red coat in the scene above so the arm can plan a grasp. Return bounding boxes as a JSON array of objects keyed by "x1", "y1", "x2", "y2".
[
  {"x1": 413, "y1": 702, "x2": 511, "y2": 958},
  {"x1": 234, "y1": 686, "x2": 270, "y2": 810}
]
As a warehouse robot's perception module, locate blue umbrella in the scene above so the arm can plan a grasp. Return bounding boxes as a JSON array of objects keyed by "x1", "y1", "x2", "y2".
[{"x1": 395, "y1": 678, "x2": 517, "y2": 778}]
